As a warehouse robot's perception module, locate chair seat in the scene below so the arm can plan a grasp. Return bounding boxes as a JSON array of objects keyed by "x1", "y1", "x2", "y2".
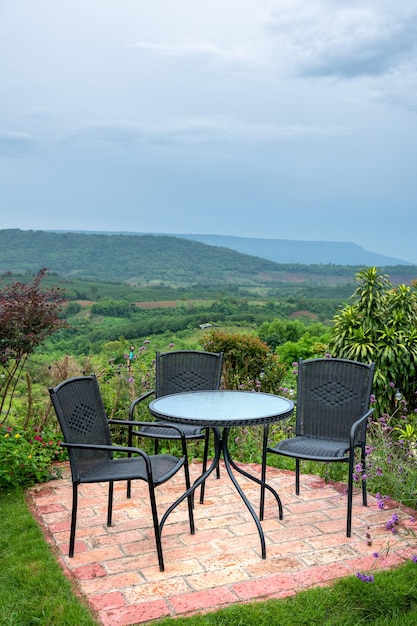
[
  {"x1": 135, "y1": 422, "x2": 205, "y2": 440},
  {"x1": 268, "y1": 436, "x2": 350, "y2": 462},
  {"x1": 79, "y1": 454, "x2": 184, "y2": 485}
]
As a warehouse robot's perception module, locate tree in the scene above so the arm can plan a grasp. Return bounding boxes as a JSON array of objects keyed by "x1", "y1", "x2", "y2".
[
  {"x1": 329, "y1": 267, "x2": 417, "y2": 415},
  {"x1": 0, "y1": 269, "x2": 68, "y2": 423}
]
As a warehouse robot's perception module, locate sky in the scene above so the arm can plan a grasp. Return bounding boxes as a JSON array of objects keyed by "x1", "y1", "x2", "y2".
[{"x1": 1, "y1": 0, "x2": 417, "y2": 263}]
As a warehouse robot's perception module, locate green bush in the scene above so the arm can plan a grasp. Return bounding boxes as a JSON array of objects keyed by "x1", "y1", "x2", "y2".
[
  {"x1": 0, "y1": 425, "x2": 65, "y2": 488},
  {"x1": 201, "y1": 328, "x2": 286, "y2": 392}
]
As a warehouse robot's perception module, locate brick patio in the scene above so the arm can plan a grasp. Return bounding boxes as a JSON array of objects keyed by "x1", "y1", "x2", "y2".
[{"x1": 27, "y1": 461, "x2": 417, "y2": 626}]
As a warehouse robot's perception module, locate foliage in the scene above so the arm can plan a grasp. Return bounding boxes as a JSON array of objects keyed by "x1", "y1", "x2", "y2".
[
  {"x1": 258, "y1": 317, "x2": 330, "y2": 365},
  {"x1": 0, "y1": 269, "x2": 68, "y2": 423},
  {"x1": 275, "y1": 332, "x2": 330, "y2": 366},
  {"x1": 0, "y1": 425, "x2": 65, "y2": 488},
  {"x1": 201, "y1": 328, "x2": 286, "y2": 392},
  {"x1": 329, "y1": 267, "x2": 417, "y2": 415},
  {"x1": 90, "y1": 298, "x2": 136, "y2": 317},
  {"x1": 258, "y1": 318, "x2": 314, "y2": 348}
]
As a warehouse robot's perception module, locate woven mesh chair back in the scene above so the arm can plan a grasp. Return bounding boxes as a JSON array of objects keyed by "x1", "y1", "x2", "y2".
[
  {"x1": 296, "y1": 358, "x2": 374, "y2": 443},
  {"x1": 155, "y1": 350, "x2": 223, "y2": 397},
  {"x1": 50, "y1": 375, "x2": 112, "y2": 479}
]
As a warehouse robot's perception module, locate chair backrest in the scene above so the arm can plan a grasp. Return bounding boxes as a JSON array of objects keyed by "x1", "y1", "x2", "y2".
[
  {"x1": 155, "y1": 350, "x2": 223, "y2": 397},
  {"x1": 49, "y1": 375, "x2": 112, "y2": 481},
  {"x1": 296, "y1": 358, "x2": 375, "y2": 442}
]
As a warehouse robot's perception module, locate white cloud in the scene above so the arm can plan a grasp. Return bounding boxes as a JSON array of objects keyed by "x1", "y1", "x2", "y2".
[
  {"x1": 59, "y1": 117, "x2": 349, "y2": 154},
  {"x1": 266, "y1": 1, "x2": 417, "y2": 79},
  {"x1": 129, "y1": 40, "x2": 257, "y2": 66}
]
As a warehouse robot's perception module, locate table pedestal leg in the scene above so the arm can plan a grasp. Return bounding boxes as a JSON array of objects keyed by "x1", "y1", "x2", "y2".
[
  {"x1": 159, "y1": 433, "x2": 222, "y2": 534},
  {"x1": 221, "y1": 427, "x2": 283, "y2": 560},
  {"x1": 159, "y1": 426, "x2": 284, "y2": 560}
]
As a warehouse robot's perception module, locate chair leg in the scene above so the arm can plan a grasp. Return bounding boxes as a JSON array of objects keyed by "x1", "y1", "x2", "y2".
[
  {"x1": 361, "y1": 444, "x2": 368, "y2": 507},
  {"x1": 69, "y1": 483, "x2": 78, "y2": 558},
  {"x1": 347, "y1": 454, "x2": 354, "y2": 537},
  {"x1": 127, "y1": 423, "x2": 133, "y2": 499},
  {"x1": 148, "y1": 482, "x2": 165, "y2": 572},
  {"x1": 107, "y1": 482, "x2": 114, "y2": 526},
  {"x1": 295, "y1": 459, "x2": 300, "y2": 495}
]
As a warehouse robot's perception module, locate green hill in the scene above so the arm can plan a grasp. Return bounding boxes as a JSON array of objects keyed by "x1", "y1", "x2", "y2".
[{"x1": 0, "y1": 229, "x2": 416, "y2": 287}]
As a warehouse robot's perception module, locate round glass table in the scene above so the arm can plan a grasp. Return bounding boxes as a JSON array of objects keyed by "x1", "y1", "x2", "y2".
[{"x1": 150, "y1": 390, "x2": 294, "y2": 559}]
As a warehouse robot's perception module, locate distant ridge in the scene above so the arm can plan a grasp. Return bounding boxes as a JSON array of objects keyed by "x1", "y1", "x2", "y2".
[
  {"x1": 1, "y1": 229, "x2": 415, "y2": 286},
  {"x1": 51, "y1": 230, "x2": 410, "y2": 266},
  {"x1": 170, "y1": 234, "x2": 409, "y2": 266}
]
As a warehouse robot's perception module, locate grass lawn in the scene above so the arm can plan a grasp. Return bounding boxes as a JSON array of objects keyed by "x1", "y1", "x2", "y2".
[
  {"x1": 0, "y1": 488, "x2": 99, "y2": 626},
  {"x1": 2, "y1": 487, "x2": 417, "y2": 625}
]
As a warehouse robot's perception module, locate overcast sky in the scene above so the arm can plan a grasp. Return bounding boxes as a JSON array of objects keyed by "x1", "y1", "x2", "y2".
[{"x1": 1, "y1": 0, "x2": 417, "y2": 263}]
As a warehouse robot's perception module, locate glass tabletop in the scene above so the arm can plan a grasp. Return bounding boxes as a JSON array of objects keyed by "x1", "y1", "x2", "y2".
[{"x1": 149, "y1": 390, "x2": 294, "y2": 427}]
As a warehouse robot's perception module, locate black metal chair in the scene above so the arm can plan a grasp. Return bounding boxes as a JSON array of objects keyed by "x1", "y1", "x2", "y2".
[
  {"x1": 49, "y1": 374, "x2": 194, "y2": 572},
  {"x1": 260, "y1": 358, "x2": 375, "y2": 537},
  {"x1": 127, "y1": 350, "x2": 223, "y2": 503}
]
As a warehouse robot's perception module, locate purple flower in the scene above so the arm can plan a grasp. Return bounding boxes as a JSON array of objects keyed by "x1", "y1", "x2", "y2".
[
  {"x1": 356, "y1": 572, "x2": 374, "y2": 583},
  {"x1": 372, "y1": 552, "x2": 379, "y2": 558},
  {"x1": 412, "y1": 555, "x2": 417, "y2": 563}
]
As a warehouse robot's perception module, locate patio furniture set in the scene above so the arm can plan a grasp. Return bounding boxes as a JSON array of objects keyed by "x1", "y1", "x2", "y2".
[{"x1": 49, "y1": 350, "x2": 375, "y2": 572}]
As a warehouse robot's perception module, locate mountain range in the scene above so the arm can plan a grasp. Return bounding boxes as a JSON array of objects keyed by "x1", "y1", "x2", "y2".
[
  {"x1": 0, "y1": 229, "x2": 415, "y2": 286},
  {"x1": 161, "y1": 234, "x2": 409, "y2": 266}
]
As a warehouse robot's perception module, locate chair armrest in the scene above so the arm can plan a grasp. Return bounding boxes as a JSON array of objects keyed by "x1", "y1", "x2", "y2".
[
  {"x1": 109, "y1": 419, "x2": 188, "y2": 453},
  {"x1": 61, "y1": 441, "x2": 153, "y2": 471},
  {"x1": 349, "y1": 408, "x2": 374, "y2": 446},
  {"x1": 129, "y1": 390, "x2": 155, "y2": 419}
]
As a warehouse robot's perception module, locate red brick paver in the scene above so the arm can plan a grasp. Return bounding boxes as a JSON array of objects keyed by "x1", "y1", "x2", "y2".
[{"x1": 27, "y1": 462, "x2": 417, "y2": 625}]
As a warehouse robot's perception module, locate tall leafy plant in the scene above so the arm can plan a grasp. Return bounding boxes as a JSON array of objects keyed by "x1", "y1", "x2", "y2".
[{"x1": 329, "y1": 267, "x2": 417, "y2": 415}]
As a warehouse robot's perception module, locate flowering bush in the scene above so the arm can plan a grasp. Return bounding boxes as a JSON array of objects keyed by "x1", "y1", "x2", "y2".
[
  {"x1": 0, "y1": 426, "x2": 65, "y2": 489},
  {"x1": 359, "y1": 390, "x2": 417, "y2": 509}
]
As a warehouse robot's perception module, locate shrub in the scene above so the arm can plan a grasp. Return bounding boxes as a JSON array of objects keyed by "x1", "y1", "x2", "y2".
[
  {"x1": 201, "y1": 328, "x2": 286, "y2": 392},
  {"x1": 0, "y1": 425, "x2": 65, "y2": 489}
]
